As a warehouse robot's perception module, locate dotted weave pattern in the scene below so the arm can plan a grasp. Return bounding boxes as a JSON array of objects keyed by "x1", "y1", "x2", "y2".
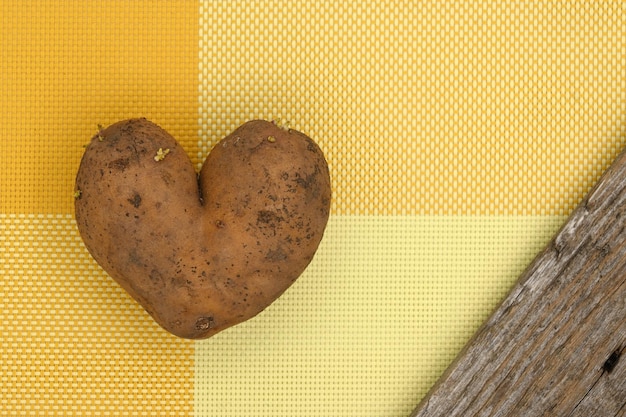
[
  {"x1": 1, "y1": 214, "x2": 194, "y2": 416},
  {"x1": 0, "y1": 2, "x2": 198, "y2": 416},
  {"x1": 200, "y1": 1, "x2": 626, "y2": 216},
  {"x1": 1, "y1": 1, "x2": 625, "y2": 416},
  {"x1": 0, "y1": 1, "x2": 200, "y2": 214},
  {"x1": 194, "y1": 215, "x2": 565, "y2": 416}
]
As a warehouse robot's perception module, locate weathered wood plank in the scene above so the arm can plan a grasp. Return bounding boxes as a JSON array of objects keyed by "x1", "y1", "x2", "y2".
[{"x1": 411, "y1": 149, "x2": 626, "y2": 417}]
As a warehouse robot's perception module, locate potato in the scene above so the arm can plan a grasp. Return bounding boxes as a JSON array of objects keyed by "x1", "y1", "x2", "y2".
[{"x1": 74, "y1": 118, "x2": 331, "y2": 339}]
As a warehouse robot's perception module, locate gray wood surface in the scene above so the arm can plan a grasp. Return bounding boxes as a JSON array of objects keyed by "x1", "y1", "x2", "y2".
[{"x1": 411, "y1": 148, "x2": 626, "y2": 417}]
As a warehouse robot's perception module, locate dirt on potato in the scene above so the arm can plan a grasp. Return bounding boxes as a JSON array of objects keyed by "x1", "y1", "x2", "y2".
[{"x1": 75, "y1": 118, "x2": 331, "y2": 339}]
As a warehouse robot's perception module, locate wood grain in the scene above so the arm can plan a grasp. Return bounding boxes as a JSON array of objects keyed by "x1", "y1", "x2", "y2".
[{"x1": 411, "y1": 149, "x2": 626, "y2": 417}]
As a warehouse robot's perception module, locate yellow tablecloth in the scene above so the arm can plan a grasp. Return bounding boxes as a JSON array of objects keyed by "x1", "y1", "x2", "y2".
[{"x1": 1, "y1": 1, "x2": 624, "y2": 415}]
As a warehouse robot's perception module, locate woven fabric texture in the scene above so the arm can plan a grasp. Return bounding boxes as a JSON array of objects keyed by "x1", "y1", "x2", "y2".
[{"x1": 2, "y1": 1, "x2": 625, "y2": 416}]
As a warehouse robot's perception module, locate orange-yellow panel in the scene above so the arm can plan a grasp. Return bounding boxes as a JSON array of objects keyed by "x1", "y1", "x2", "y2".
[{"x1": 0, "y1": 1, "x2": 200, "y2": 214}]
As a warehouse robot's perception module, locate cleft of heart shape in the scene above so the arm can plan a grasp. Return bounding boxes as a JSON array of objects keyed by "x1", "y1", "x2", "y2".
[{"x1": 74, "y1": 118, "x2": 331, "y2": 339}]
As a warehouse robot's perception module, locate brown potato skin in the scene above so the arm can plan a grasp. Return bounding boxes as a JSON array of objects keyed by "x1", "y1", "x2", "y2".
[{"x1": 75, "y1": 118, "x2": 331, "y2": 339}]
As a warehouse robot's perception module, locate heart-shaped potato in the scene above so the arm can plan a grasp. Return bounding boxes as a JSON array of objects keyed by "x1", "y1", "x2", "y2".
[{"x1": 75, "y1": 118, "x2": 331, "y2": 339}]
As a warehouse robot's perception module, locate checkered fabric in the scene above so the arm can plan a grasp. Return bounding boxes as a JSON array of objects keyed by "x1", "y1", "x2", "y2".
[{"x1": 1, "y1": 1, "x2": 624, "y2": 415}]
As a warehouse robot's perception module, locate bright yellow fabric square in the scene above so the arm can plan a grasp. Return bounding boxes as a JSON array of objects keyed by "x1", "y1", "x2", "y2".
[
  {"x1": 1, "y1": 214, "x2": 194, "y2": 416},
  {"x1": 199, "y1": 1, "x2": 626, "y2": 216}
]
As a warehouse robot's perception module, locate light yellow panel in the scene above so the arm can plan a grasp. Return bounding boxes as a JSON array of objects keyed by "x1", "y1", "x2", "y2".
[
  {"x1": 199, "y1": 1, "x2": 626, "y2": 216},
  {"x1": 0, "y1": 214, "x2": 194, "y2": 416},
  {"x1": 0, "y1": 1, "x2": 200, "y2": 214},
  {"x1": 195, "y1": 215, "x2": 565, "y2": 416}
]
